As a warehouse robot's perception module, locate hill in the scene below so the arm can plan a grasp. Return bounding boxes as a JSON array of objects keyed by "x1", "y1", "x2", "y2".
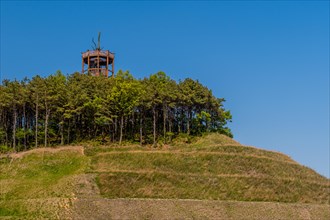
[{"x1": 1, "y1": 134, "x2": 329, "y2": 219}]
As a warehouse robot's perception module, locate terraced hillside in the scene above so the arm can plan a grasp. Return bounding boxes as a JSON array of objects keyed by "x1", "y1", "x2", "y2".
[
  {"x1": 88, "y1": 134, "x2": 329, "y2": 204},
  {"x1": 1, "y1": 134, "x2": 329, "y2": 219}
]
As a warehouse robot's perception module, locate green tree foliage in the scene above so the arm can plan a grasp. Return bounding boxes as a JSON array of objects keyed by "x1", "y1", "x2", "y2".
[
  {"x1": 0, "y1": 70, "x2": 232, "y2": 150},
  {"x1": 108, "y1": 70, "x2": 142, "y2": 144}
]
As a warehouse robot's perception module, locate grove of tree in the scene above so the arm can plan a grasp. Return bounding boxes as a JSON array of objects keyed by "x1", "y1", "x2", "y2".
[{"x1": 0, "y1": 70, "x2": 232, "y2": 152}]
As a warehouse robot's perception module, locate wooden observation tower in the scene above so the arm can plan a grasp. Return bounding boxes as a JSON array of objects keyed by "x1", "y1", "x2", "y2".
[{"x1": 81, "y1": 33, "x2": 115, "y2": 77}]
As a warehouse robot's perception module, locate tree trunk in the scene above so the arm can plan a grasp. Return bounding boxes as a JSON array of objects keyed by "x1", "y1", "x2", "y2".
[
  {"x1": 178, "y1": 115, "x2": 181, "y2": 133},
  {"x1": 23, "y1": 103, "x2": 27, "y2": 151},
  {"x1": 108, "y1": 124, "x2": 113, "y2": 142},
  {"x1": 114, "y1": 117, "x2": 117, "y2": 142},
  {"x1": 163, "y1": 104, "x2": 167, "y2": 143},
  {"x1": 139, "y1": 112, "x2": 143, "y2": 145},
  {"x1": 74, "y1": 117, "x2": 77, "y2": 141},
  {"x1": 5, "y1": 114, "x2": 8, "y2": 146},
  {"x1": 119, "y1": 115, "x2": 124, "y2": 145},
  {"x1": 179, "y1": 108, "x2": 184, "y2": 133},
  {"x1": 123, "y1": 117, "x2": 127, "y2": 141},
  {"x1": 67, "y1": 120, "x2": 70, "y2": 144},
  {"x1": 169, "y1": 109, "x2": 172, "y2": 142},
  {"x1": 44, "y1": 108, "x2": 50, "y2": 147},
  {"x1": 187, "y1": 109, "x2": 190, "y2": 135},
  {"x1": 60, "y1": 120, "x2": 64, "y2": 145},
  {"x1": 206, "y1": 117, "x2": 210, "y2": 132},
  {"x1": 12, "y1": 105, "x2": 17, "y2": 152},
  {"x1": 153, "y1": 106, "x2": 156, "y2": 146},
  {"x1": 130, "y1": 112, "x2": 135, "y2": 140},
  {"x1": 35, "y1": 93, "x2": 39, "y2": 148},
  {"x1": 112, "y1": 123, "x2": 115, "y2": 142}
]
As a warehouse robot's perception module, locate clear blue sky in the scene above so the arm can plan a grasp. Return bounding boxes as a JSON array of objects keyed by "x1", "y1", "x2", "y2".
[{"x1": 1, "y1": 1, "x2": 329, "y2": 177}]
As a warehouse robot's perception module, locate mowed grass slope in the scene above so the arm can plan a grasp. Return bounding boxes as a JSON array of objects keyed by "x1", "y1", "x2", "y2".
[
  {"x1": 0, "y1": 147, "x2": 88, "y2": 218},
  {"x1": 1, "y1": 134, "x2": 329, "y2": 219},
  {"x1": 87, "y1": 134, "x2": 330, "y2": 204}
]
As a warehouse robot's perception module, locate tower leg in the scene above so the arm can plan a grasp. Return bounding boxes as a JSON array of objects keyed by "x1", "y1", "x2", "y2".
[
  {"x1": 112, "y1": 61, "x2": 115, "y2": 78},
  {"x1": 81, "y1": 58, "x2": 84, "y2": 74},
  {"x1": 87, "y1": 55, "x2": 90, "y2": 75},
  {"x1": 106, "y1": 55, "x2": 109, "y2": 78}
]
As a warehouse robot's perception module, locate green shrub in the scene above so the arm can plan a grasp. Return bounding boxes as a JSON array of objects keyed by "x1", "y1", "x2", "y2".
[{"x1": 0, "y1": 145, "x2": 12, "y2": 153}]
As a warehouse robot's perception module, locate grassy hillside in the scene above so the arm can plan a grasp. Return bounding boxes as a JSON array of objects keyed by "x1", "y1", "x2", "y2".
[
  {"x1": 1, "y1": 134, "x2": 329, "y2": 219},
  {"x1": 89, "y1": 134, "x2": 329, "y2": 204},
  {"x1": 0, "y1": 147, "x2": 88, "y2": 218}
]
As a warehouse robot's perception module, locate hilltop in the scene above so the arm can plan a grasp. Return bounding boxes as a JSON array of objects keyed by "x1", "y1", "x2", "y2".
[{"x1": 1, "y1": 134, "x2": 329, "y2": 219}]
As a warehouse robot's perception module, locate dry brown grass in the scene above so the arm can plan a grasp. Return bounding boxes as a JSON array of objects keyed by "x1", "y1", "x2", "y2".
[
  {"x1": 72, "y1": 198, "x2": 330, "y2": 220},
  {"x1": 193, "y1": 133, "x2": 242, "y2": 146},
  {"x1": 0, "y1": 145, "x2": 84, "y2": 159}
]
